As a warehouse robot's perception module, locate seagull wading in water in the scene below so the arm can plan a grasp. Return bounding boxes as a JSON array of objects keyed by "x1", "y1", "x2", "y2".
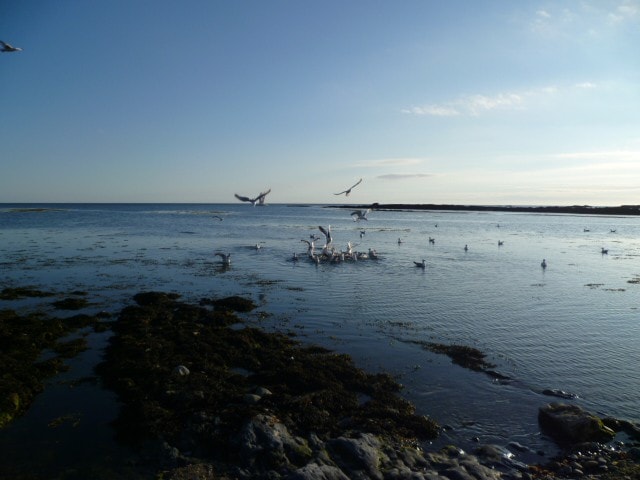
[
  {"x1": 234, "y1": 189, "x2": 271, "y2": 206},
  {"x1": 414, "y1": 259, "x2": 426, "y2": 269},
  {"x1": 1, "y1": 41, "x2": 22, "y2": 52},
  {"x1": 334, "y1": 178, "x2": 362, "y2": 196},
  {"x1": 351, "y1": 209, "x2": 370, "y2": 221},
  {"x1": 215, "y1": 252, "x2": 231, "y2": 266}
]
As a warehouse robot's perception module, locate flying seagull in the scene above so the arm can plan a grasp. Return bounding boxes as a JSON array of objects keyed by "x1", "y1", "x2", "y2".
[
  {"x1": 318, "y1": 225, "x2": 332, "y2": 247},
  {"x1": 1, "y1": 41, "x2": 22, "y2": 53},
  {"x1": 351, "y1": 208, "x2": 370, "y2": 221},
  {"x1": 234, "y1": 188, "x2": 271, "y2": 206},
  {"x1": 334, "y1": 178, "x2": 362, "y2": 196}
]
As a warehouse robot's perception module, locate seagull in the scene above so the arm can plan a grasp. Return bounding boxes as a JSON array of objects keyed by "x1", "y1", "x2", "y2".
[
  {"x1": 301, "y1": 239, "x2": 316, "y2": 256},
  {"x1": 498, "y1": 240, "x2": 504, "y2": 246},
  {"x1": 234, "y1": 188, "x2": 271, "y2": 206},
  {"x1": 359, "y1": 230, "x2": 366, "y2": 239},
  {"x1": 351, "y1": 208, "x2": 370, "y2": 221},
  {"x1": 397, "y1": 237, "x2": 403, "y2": 244},
  {"x1": 428, "y1": 237, "x2": 435, "y2": 244},
  {"x1": 212, "y1": 215, "x2": 223, "y2": 221},
  {"x1": 0, "y1": 41, "x2": 22, "y2": 53},
  {"x1": 318, "y1": 225, "x2": 332, "y2": 247},
  {"x1": 601, "y1": 248, "x2": 609, "y2": 254},
  {"x1": 368, "y1": 248, "x2": 378, "y2": 259},
  {"x1": 414, "y1": 259, "x2": 426, "y2": 269},
  {"x1": 334, "y1": 178, "x2": 362, "y2": 196},
  {"x1": 541, "y1": 259, "x2": 547, "y2": 269},
  {"x1": 464, "y1": 244, "x2": 468, "y2": 252},
  {"x1": 292, "y1": 252, "x2": 299, "y2": 262},
  {"x1": 215, "y1": 252, "x2": 231, "y2": 266}
]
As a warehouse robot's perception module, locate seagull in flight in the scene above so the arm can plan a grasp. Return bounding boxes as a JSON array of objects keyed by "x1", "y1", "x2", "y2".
[
  {"x1": 318, "y1": 225, "x2": 332, "y2": 247},
  {"x1": 351, "y1": 208, "x2": 370, "y2": 221},
  {"x1": 334, "y1": 178, "x2": 362, "y2": 196},
  {"x1": 234, "y1": 188, "x2": 271, "y2": 206},
  {"x1": 1, "y1": 41, "x2": 22, "y2": 53}
]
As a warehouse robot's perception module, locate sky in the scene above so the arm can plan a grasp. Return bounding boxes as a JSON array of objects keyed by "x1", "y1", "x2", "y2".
[{"x1": 1, "y1": 0, "x2": 639, "y2": 205}]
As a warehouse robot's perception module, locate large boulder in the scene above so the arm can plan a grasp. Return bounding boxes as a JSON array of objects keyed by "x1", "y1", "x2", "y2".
[{"x1": 538, "y1": 403, "x2": 616, "y2": 444}]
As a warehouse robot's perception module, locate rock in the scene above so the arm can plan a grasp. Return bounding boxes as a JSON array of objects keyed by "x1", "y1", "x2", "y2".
[
  {"x1": 286, "y1": 462, "x2": 350, "y2": 480},
  {"x1": 173, "y1": 365, "x2": 190, "y2": 376},
  {"x1": 234, "y1": 415, "x2": 312, "y2": 470},
  {"x1": 538, "y1": 403, "x2": 615, "y2": 444},
  {"x1": 542, "y1": 388, "x2": 578, "y2": 399},
  {"x1": 328, "y1": 434, "x2": 384, "y2": 480}
]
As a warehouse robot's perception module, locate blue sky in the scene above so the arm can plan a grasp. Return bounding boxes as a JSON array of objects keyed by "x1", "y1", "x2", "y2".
[{"x1": 1, "y1": 1, "x2": 639, "y2": 205}]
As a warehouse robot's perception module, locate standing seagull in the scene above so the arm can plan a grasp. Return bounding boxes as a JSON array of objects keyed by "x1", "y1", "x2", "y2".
[
  {"x1": 0, "y1": 41, "x2": 22, "y2": 52},
  {"x1": 541, "y1": 259, "x2": 547, "y2": 269},
  {"x1": 334, "y1": 178, "x2": 362, "y2": 196},
  {"x1": 234, "y1": 188, "x2": 271, "y2": 206},
  {"x1": 351, "y1": 208, "x2": 370, "y2": 222}
]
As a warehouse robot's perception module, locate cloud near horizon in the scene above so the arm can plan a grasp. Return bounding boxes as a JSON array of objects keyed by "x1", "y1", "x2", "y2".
[
  {"x1": 355, "y1": 158, "x2": 426, "y2": 167},
  {"x1": 377, "y1": 173, "x2": 434, "y2": 180},
  {"x1": 402, "y1": 84, "x2": 590, "y2": 117}
]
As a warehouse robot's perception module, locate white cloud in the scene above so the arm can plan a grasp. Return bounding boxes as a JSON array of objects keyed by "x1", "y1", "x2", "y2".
[
  {"x1": 401, "y1": 105, "x2": 460, "y2": 117},
  {"x1": 404, "y1": 86, "x2": 557, "y2": 117},
  {"x1": 536, "y1": 9, "x2": 551, "y2": 18},
  {"x1": 355, "y1": 158, "x2": 425, "y2": 167},
  {"x1": 377, "y1": 173, "x2": 434, "y2": 180},
  {"x1": 608, "y1": 1, "x2": 640, "y2": 23},
  {"x1": 575, "y1": 82, "x2": 597, "y2": 89},
  {"x1": 552, "y1": 150, "x2": 640, "y2": 161}
]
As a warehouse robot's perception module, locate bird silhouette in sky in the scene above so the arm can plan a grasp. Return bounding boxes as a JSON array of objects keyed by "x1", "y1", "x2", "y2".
[
  {"x1": 234, "y1": 189, "x2": 271, "y2": 206},
  {"x1": 1, "y1": 41, "x2": 22, "y2": 53},
  {"x1": 334, "y1": 178, "x2": 362, "y2": 196}
]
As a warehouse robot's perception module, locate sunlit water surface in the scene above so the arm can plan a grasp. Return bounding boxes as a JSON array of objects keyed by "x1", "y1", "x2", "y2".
[{"x1": 1, "y1": 203, "x2": 639, "y2": 475}]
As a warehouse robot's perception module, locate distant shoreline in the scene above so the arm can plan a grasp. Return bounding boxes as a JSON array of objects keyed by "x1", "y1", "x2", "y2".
[{"x1": 338, "y1": 203, "x2": 640, "y2": 216}]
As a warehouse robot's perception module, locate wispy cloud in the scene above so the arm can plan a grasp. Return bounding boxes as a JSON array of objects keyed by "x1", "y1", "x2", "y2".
[
  {"x1": 552, "y1": 150, "x2": 640, "y2": 161},
  {"x1": 404, "y1": 83, "x2": 595, "y2": 117},
  {"x1": 401, "y1": 105, "x2": 460, "y2": 117},
  {"x1": 355, "y1": 158, "x2": 425, "y2": 167},
  {"x1": 608, "y1": 1, "x2": 640, "y2": 23},
  {"x1": 377, "y1": 173, "x2": 434, "y2": 180}
]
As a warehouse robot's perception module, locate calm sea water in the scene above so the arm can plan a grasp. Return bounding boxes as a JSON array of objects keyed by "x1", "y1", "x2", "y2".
[{"x1": 1, "y1": 203, "x2": 639, "y2": 475}]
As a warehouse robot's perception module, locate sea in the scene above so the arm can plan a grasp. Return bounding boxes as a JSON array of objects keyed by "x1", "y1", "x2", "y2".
[{"x1": 1, "y1": 203, "x2": 639, "y2": 477}]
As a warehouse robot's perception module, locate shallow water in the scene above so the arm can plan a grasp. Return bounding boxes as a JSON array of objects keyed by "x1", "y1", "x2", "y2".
[{"x1": 1, "y1": 203, "x2": 639, "y2": 473}]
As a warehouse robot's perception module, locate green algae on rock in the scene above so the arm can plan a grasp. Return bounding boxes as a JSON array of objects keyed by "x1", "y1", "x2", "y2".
[
  {"x1": 0, "y1": 308, "x2": 100, "y2": 429},
  {"x1": 96, "y1": 293, "x2": 439, "y2": 476},
  {"x1": 0, "y1": 286, "x2": 55, "y2": 300}
]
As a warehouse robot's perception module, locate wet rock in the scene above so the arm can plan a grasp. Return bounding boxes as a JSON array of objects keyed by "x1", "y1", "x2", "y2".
[
  {"x1": 328, "y1": 434, "x2": 384, "y2": 479},
  {"x1": 286, "y1": 462, "x2": 350, "y2": 480},
  {"x1": 173, "y1": 365, "x2": 190, "y2": 376},
  {"x1": 542, "y1": 388, "x2": 578, "y2": 399},
  {"x1": 538, "y1": 403, "x2": 615, "y2": 444}
]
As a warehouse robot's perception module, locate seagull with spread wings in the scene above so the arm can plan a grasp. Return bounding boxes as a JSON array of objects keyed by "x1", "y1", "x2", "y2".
[
  {"x1": 334, "y1": 178, "x2": 362, "y2": 196},
  {"x1": 351, "y1": 208, "x2": 370, "y2": 221},
  {"x1": 234, "y1": 188, "x2": 271, "y2": 206},
  {"x1": 1, "y1": 41, "x2": 22, "y2": 53}
]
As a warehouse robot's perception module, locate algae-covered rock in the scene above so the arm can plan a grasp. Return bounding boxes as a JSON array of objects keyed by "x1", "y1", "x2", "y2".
[
  {"x1": 0, "y1": 306, "x2": 101, "y2": 429},
  {"x1": 538, "y1": 403, "x2": 616, "y2": 444},
  {"x1": 96, "y1": 293, "x2": 440, "y2": 477}
]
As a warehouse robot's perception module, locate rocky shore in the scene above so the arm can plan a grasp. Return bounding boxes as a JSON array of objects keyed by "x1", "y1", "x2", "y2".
[
  {"x1": 338, "y1": 204, "x2": 640, "y2": 216},
  {"x1": 1, "y1": 288, "x2": 640, "y2": 479}
]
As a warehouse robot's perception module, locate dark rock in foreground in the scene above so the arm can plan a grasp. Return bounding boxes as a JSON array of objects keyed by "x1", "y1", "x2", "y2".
[
  {"x1": 538, "y1": 403, "x2": 616, "y2": 444},
  {"x1": 96, "y1": 292, "x2": 440, "y2": 478}
]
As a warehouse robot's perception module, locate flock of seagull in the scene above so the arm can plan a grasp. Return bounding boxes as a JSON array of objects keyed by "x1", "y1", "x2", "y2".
[
  {"x1": 219, "y1": 179, "x2": 614, "y2": 271},
  {"x1": 220, "y1": 180, "x2": 380, "y2": 266}
]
